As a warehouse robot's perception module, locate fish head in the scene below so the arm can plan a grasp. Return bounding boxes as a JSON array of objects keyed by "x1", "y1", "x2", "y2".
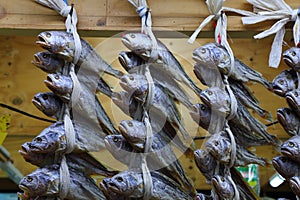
[
  {"x1": 104, "y1": 134, "x2": 134, "y2": 162},
  {"x1": 290, "y1": 176, "x2": 300, "y2": 196},
  {"x1": 100, "y1": 171, "x2": 142, "y2": 198},
  {"x1": 19, "y1": 142, "x2": 49, "y2": 166},
  {"x1": 190, "y1": 103, "x2": 211, "y2": 130},
  {"x1": 281, "y1": 136, "x2": 300, "y2": 160},
  {"x1": 32, "y1": 51, "x2": 65, "y2": 73},
  {"x1": 211, "y1": 175, "x2": 235, "y2": 199},
  {"x1": 283, "y1": 47, "x2": 300, "y2": 71},
  {"x1": 194, "y1": 149, "x2": 215, "y2": 173},
  {"x1": 118, "y1": 51, "x2": 144, "y2": 72},
  {"x1": 119, "y1": 120, "x2": 146, "y2": 149},
  {"x1": 271, "y1": 70, "x2": 296, "y2": 96},
  {"x1": 200, "y1": 87, "x2": 230, "y2": 114},
  {"x1": 206, "y1": 132, "x2": 231, "y2": 163},
  {"x1": 272, "y1": 156, "x2": 299, "y2": 179},
  {"x1": 193, "y1": 43, "x2": 230, "y2": 70},
  {"x1": 285, "y1": 89, "x2": 300, "y2": 112},
  {"x1": 32, "y1": 92, "x2": 62, "y2": 118},
  {"x1": 122, "y1": 33, "x2": 152, "y2": 59},
  {"x1": 277, "y1": 107, "x2": 298, "y2": 136},
  {"x1": 36, "y1": 31, "x2": 75, "y2": 61},
  {"x1": 119, "y1": 74, "x2": 148, "y2": 96},
  {"x1": 44, "y1": 73, "x2": 73, "y2": 101},
  {"x1": 27, "y1": 123, "x2": 65, "y2": 153}
]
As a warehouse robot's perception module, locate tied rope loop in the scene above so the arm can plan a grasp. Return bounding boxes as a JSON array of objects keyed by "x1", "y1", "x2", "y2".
[
  {"x1": 298, "y1": 72, "x2": 300, "y2": 89},
  {"x1": 224, "y1": 76, "x2": 237, "y2": 120},
  {"x1": 63, "y1": 108, "x2": 76, "y2": 154},
  {"x1": 242, "y1": 0, "x2": 300, "y2": 68},
  {"x1": 225, "y1": 123, "x2": 236, "y2": 169},
  {"x1": 59, "y1": 156, "x2": 70, "y2": 200}
]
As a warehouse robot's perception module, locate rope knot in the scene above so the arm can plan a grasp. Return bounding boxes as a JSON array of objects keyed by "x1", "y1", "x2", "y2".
[
  {"x1": 291, "y1": 8, "x2": 300, "y2": 21},
  {"x1": 137, "y1": 6, "x2": 150, "y2": 19},
  {"x1": 59, "y1": 5, "x2": 72, "y2": 17}
]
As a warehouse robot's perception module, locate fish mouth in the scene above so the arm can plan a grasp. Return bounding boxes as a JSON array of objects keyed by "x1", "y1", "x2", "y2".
[
  {"x1": 118, "y1": 122, "x2": 128, "y2": 135},
  {"x1": 211, "y1": 176, "x2": 219, "y2": 190},
  {"x1": 44, "y1": 75, "x2": 56, "y2": 91},
  {"x1": 18, "y1": 184, "x2": 29, "y2": 192},
  {"x1": 281, "y1": 147, "x2": 293, "y2": 157},
  {"x1": 285, "y1": 94, "x2": 297, "y2": 110},
  {"x1": 271, "y1": 158, "x2": 281, "y2": 172},
  {"x1": 276, "y1": 109, "x2": 287, "y2": 127},
  {"x1": 31, "y1": 54, "x2": 43, "y2": 67},
  {"x1": 121, "y1": 37, "x2": 132, "y2": 50},
  {"x1": 290, "y1": 177, "x2": 300, "y2": 195},
  {"x1": 283, "y1": 55, "x2": 294, "y2": 68},
  {"x1": 199, "y1": 94, "x2": 211, "y2": 108},
  {"x1": 271, "y1": 84, "x2": 285, "y2": 97},
  {"x1": 36, "y1": 35, "x2": 51, "y2": 51},
  {"x1": 32, "y1": 96, "x2": 43, "y2": 112}
]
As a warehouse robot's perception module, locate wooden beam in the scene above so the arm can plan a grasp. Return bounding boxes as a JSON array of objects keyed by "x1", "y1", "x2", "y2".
[{"x1": 0, "y1": 0, "x2": 297, "y2": 37}]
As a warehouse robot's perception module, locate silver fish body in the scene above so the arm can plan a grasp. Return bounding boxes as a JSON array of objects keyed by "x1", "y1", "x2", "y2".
[
  {"x1": 32, "y1": 92, "x2": 63, "y2": 119},
  {"x1": 32, "y1": 51, "x2": 65, "y2": 73},
  {"x1": 36, "y1": 31, "x2": 123, "y2": 78},
  {"x1": 272, "y1": 69, "x2": 298, "y2": 97},
  {"x1": 283, "y1": 47, "x2": 300, "y2": 71},
  {"x1": 118, "y1": 120, "x2": 195, "y2": 193},
  {"x1": 122, "y1": 33, "x2": 202, "y2": 95},
  {"x1": 272, "y1": 155, "x2": 300, "y2": 179},
  {"x1": 25, "y1": 121, "x2": 105, "y2": 154},
  {"x1": 277, "y1": 107, "x2": 300, "y2": 137},
  {"x1": 281, "y1": 135, "x2": 300, "y2": 162},
  {"x1": 118, "y1": 51, "x2": 145, "y2": 72},
  {"x1": 100, "y1": 170, "x2": 194, "y2": 200},
  {"x1": 19, "y1": 164, "x2": 105, "y2": 200},
  {"x1": 286, "y1": 89, "x2": 300, "y2": 117},
  {"x1": 193, "y1": 43, "x2": 271, "y2": 89},
  {"x1": 194, "y1": 149, "x2": 219, "y2": 182}
]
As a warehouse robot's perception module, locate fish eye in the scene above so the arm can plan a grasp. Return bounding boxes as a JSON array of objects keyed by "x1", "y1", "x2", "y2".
[
  {"x1": 128, "y1": 121, "x2": 133, "y2": 127},
  {"x1": 281, "y1": 157, "x2": 287, "y2": 163},
  {"x1": 46, "y1": 32, "x2": 51, "y2": 38},
  {"x1": 113, "y1": 136, "x2": 119, "y2": 143},
  {"x1": 26, "y1": 177, "x2": 33, "y2": 182},
  {"x1": 34, "y1": 137, "x2": 43, "y2": 143},
  {"x1": 116, "y1": 176, "x2": 124, "y2": 182},
  {"x1": 201, "y1": 48, "x2": 206, "y2": 54},
  {"x1": 286, "y1": 109, "x2": 291, "y2": 115},
  {"x1": 214, "y1": 141, "x2": 219, "y2": 146},
  {"x1": 208, "y1": 91, "x2": 213, "y2": 95},
  {"x1": 130, "y1": 34, "x2": 136, "y2": 39},
  {"x1": 288, "y1": 142, "x2": 295, "y2": 147},
  {"x1": 129, "y1": 76, "x2": 134, "y2": 81},
  {"x1": 42, "y1": 94, "x2": 48, "y2": 100},
  {"x1": 292, "y1": 51, "x2": 296, "y2": 56},
  {"x1": 221, "y1": 177, "x2": 225, "y2": 182},
  {"x1": 54, "y1": 75, "x2": 59, "y2": 80},
  {"x1": 279, "y1": 80, "x2": 284, "y2": 85},
  {"x1": 42, "y1": 54, "x2": 49, "y2": 59}
]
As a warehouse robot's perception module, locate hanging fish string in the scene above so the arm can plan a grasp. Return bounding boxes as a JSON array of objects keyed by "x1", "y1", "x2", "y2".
[{"x1": 242, "y1": 0, "x2": 300, "y2": 68}]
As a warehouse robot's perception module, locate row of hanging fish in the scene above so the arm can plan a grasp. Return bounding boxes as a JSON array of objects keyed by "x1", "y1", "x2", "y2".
[
  {"x1": 271, "y1": 46, "x2": 300, "y2": 197},
  {"x1": 191, "y1": 42, "x2": 279, "y2": 199},
  {"x1": 17, "y1": 31, "x2": 125, "y2": 199}
]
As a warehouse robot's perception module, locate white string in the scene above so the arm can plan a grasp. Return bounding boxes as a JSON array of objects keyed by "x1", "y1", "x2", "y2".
[
  {"x1": 59, "y1": 156, "x2": 70, "y2": 199},
  {"x1": 297, "y1": 72, "x2": 300, "y2": 89},
  {"x1": 242, "y1": 0, "x2": 300, "y2": 68},
  {"x1": 63, "y1": 109, "x2": 76, "y2": 154},
  {"x1": 225, "y1": 123, "x2": 236, "y2": 169},
  {"x1": 227, "y1": 175, "x2": 240, "y2": 200}
]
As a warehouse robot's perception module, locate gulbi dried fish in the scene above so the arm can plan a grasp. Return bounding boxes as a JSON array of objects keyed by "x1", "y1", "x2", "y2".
[
  {"x1": 281, "y1": 135, "x2": 300, "y2": 162},
  {"x1": 283, "y1": 47, "x2": 300, "y2": 71},
  {"x1": 277, "y1": 107, "x2": 300, "y2": 137},
  {"x1": 271, "y1": 69, "x2": 298, "y2": 97},
  {"x1": 272, "y1": 155, "x2": 300, "y2": 180}
]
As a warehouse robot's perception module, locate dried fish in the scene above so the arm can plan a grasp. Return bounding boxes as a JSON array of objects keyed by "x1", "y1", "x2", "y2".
[
  {"x1": 32, "y1": 92, "x2": 63, "y2": 120},
  {"x1": 277, "y1": 107, "x2": 300, "y2": 137},
  {"x1": 283, "y1": 47, "x2": 300, "y2": 71},
  {"x1": 271, "y1": 69, "x2": 298, "y2": 97},
  {"x1": 32, "y1": 51, "x2": 65, "y2": 73},
  {"x1": 193, "y1": 62, "x2": 223, "y2": 88},
  {"x1": 193, "y1": 43, "x2": 271, "y2": 89},
  {"x1": 25, "y1": 121, "x2": 105, "y2": 154},
  {"x1": 120, "y1": 73, "x2": 191, "y2": 141},
  {"x1": 100, "y1": 170, "x2": 194, "y2": 200},
  {"x1": 194, "y1": 149, "x2": 219, "y2": 182},
  {"x1": 285, "y1": 89, "x2": 300, "y2": 117},
  {"x1": 281, "y1": 135, "x2": 300, "y2": 162},
  {"x1": 272, "y1": 155, "x2": 300, "y2": 179},
  {"x1": 19, "y1": 164, "x2": 105, "y2": 200},
  {"x1": 122, "y1": 33, "x2": 202, "y2": 95},
  {"x1": 206, "y1": 131, "x2": 266, "y2": 166},
  {"x1": 36, "y1": 31, "x2": 123, "y2": 78},
  {"x1": 211, "y1": 175, "x2": 236, "y2": 200},
  {"x1": 118, "y1": 120, "x2": 195, "y2": 193},
  {"x1": 118, "y1": 51, "x2": 145, "y2": 72},
  {"x1": 19, "y1": 143, "x2": 117, "y2": 177}
]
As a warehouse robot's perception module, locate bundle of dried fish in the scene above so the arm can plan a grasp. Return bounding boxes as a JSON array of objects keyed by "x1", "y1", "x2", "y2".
[
  {"x1": 18, "y1": 164, "x2": 106, "y2": 200},
  {"x1": 100, "y1": 169, "x2": 194, "y2": 200}
]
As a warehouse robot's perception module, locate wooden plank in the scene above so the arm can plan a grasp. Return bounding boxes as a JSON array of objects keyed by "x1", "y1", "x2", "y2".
[{"x1": 0, "y1": 0, "x2": 298, "y2": 35}]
